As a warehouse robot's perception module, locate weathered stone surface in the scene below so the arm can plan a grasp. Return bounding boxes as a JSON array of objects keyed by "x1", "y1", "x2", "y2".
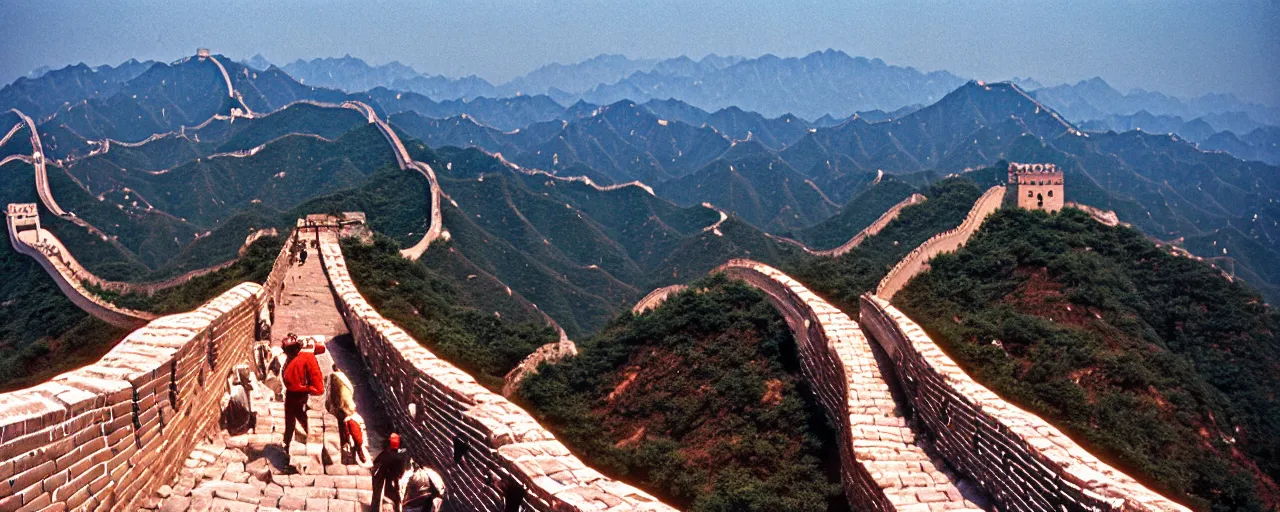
[
  {"x1": 715, "y1": 261, "x2": 981, "y2": 512},
  {"x1": 860, "y1": 295, "x2": 1191, "y2": 512},
  {"x1": 0, "y1": 281, "x2": 265, "y2": 511},
  {"x1": 876, "y1": 186, "x2": 1005, "y2": 300},
  {"x1": 316, "y1": 230, "x2": 674, "y2": 511}
]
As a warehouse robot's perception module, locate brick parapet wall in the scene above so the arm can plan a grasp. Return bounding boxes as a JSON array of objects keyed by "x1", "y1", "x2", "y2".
[
  {"x1": 0, "y1": 283, "x2": 262, "y2": 511},
  {"x1": 6, "y1": 218, "x2": 156, "y2": 329},
  {"x1": 875, "y1": 186, "x2": 1004, "y2": 300},
  {"x1": 857, "y1": 294, "x2": 1190, "y2": 512},
  {"x1": 315, "y1": 231, "x2": 673, "y2": 512},
  {"x1": 715, "y1": 260, "x2": 980, "y2": 511}
]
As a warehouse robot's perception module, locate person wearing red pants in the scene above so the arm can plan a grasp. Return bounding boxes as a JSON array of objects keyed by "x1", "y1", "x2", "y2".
[
  {"x1": 281, "y1": 336, "x2": 324, "y2": 469},
  {"x1": 372, "y1": 433, "x2": 410, "y2": 512}
]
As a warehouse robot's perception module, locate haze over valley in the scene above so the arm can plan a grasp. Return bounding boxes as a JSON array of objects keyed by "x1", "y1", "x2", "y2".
[{"x1": 1, "y1": 2, "x2": 1277, "y2": 511}]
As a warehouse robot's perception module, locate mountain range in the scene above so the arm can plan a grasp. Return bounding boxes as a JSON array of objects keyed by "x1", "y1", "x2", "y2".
[{"x1": 4, "y1": 51, "x2": 1278, "y2": 305}]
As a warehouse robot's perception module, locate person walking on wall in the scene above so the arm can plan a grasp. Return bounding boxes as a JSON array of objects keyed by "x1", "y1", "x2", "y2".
[
  {"x1": 298, "y1": 246, "x2": 308, "y2": 266},
  {"x1": 281, "y1": 336, "x2": 324, "y2": 469},
  {"x1": 325, "y1": 369, "x2": 361, "y2": 463},
  {"x1": 372, "y1": 433, "x2": 410, "y2": 512},
  {"x1": 404, "y1": 465, "x2": 446, "y2": 512}
]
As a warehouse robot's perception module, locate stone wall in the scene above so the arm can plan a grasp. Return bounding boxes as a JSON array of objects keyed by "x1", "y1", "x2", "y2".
[
  {"x1": 716, "y1": 260, "x2": 981, "y2": 511},
  {"x1": 631, "y1": 285, "x2": 688, "y2": 314},
  {"x1": 857, "y1": 295, "x2": 1190, "y2": 512},
  {"x1": 876, "y1": 186, "x2": 1004, "y2": 300},
  {"x1": 6, "y1": 213, "x2": 157, "y2": 329},
  {"x1": 0, "y1": 283, "x2": 263, "y2": 511},
  {"x1": 316, "y1": 231, "x2": 673, "y2": 512}
]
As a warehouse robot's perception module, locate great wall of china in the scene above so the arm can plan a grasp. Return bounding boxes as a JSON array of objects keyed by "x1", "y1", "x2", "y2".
[
  {"x1": 716, "y1": 260, "x2": 985, "y2": 511},
  {"x1": 768, "y1": 193, "x2": 928, "y2": 256},
  {"x1": 857, "y1": 295, "x2": 1187, "y2": 512},
  {"x1": 0, "y1": 218, "x2": 674, "y2": 511},
  {"x1": 875, "y1": 185, "x2": 1005, "y2": 300},
  {"x1": 6, "y1": 203, "x2": 159, "y2": 328},
  {"x1": 620, "y1": 182, "x2": 1190, "y2": 511},
  {"x1": 0, "y1": 282, "x2": 263, "y2": 510},
  {"x1": 1, "y1": 78, "x2": 448, "y2": 327},
  {"x1": 0, "y1": 55, "x2": 1193, "y2": 509}
]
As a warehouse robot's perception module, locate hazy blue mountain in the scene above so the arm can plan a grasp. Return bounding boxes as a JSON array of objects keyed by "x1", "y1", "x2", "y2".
[
  {"x1": 0, "y1": 59, "x2": 156, "y2": 119},
  {"x1": 1031, "y1": 77, "x2": 1280, "y2": 128},
  {"x1": 503, "y1": 54, "x2": 657, "y2": 95},
  {"x1": 281, "y1": 55, "x2": 421, "y2": 91},
  {"x1": 1199, "y1": 126, "x2": 1280, "y2": 165},
  {"x1": 390, "y1": 74, "x2": 500, "y2": 101},
  {"x1": 581, "y1": 49, "x2": 967, "y2": 119},
  {"x1": 239, "y1": 54, "x2": 274, "y2": 71}
]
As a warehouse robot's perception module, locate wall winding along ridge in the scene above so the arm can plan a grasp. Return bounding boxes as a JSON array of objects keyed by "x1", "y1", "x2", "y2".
[
  {"x1": 876, "y1": 186, "x2": 1004, "y2": 300},
  {"x1": 0, "y1": 283, "x2": 262, "y2": 511},
  {"x1": 770, "y1": 193, "x2": 928, "y2": 256},
  {"x1": 858, "y1": 295, "x2": 1190, "y2": 512},
  {"x1": 347, "y1": 100, "x2": 447, "y2": 260},
  {"x1": 316, "y1": 231, "x2": 673, "y2": 511},
  {"x1": 7, "y1": 206, "x2": 158, "y2": 328},
  {"x1": 713, "y1": 260, "x2": 982, "y2": 511}
]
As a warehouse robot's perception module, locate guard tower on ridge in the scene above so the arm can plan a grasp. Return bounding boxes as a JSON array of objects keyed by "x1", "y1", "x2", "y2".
[{"x1": 1008, "y1": 162, "x2": 1064, "y2": 212}]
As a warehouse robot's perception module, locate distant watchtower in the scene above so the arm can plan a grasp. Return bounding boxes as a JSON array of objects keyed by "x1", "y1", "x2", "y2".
[
  {"x1": 1008, "y1": 162, "x2": 1064, "y2": 212},
  {"x1": 196, "y1": 48, "x2": 211, "y2": 59}
]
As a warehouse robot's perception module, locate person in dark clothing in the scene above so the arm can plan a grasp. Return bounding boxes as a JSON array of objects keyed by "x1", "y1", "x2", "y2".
[
  {"x1": 403, "y1": 466, "x2": 445, "y2": 512},
  {"x1": 281, "y1": 338, "x2": 324, "y2": 464},
  {"x1": 220, "y1": 375, "x2": 256, "y2": 435},
  {"x1": 298, "y1": 248, "x2": 308, "y2": 266},
  {"x1": 491, "y1": 472, "x2": 525, "y2": 512},
  {"x1": 373, "y1": 433, "x2": 410, "y2": 512}
]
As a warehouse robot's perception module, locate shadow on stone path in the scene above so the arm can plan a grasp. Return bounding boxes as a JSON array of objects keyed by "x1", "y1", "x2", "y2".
[{"x1": 149, "y1": 240, "x2": 398, "y2": 512}]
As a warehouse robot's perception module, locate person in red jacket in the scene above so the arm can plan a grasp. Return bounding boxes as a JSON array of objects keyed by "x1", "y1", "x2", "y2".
[{"x1": 281, "y1": 336, "x2": 324, "y2": 462}]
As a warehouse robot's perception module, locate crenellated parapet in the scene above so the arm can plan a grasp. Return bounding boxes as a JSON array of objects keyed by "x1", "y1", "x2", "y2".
[
  {"x1": 876, "y1": 186, "x2": 1004, "y2": 300},
  {"x1": 858, "y1": 295, "x2": 1191, "y2": 512},
  {"x1": 316, "y1": 231, "x2": 673, "y2": 511},
  {"x1": 714, "y1": 260, "x2": 983, "y2": 511},
  {"x1": 0, "y1": 283, "x2": 263, "y2": 510}
]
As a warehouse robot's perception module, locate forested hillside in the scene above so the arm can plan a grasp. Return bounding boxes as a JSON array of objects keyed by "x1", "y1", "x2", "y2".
[
  {"x1": 894, "y1": 208, "x2": 1280, "y2": 511},
  {"x1": 518, "y1": 278, "x2": 848, "y2": 511}
]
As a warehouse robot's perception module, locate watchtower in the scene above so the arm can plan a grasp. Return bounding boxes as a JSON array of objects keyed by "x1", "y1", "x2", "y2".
[
  {"x1": 7, "y1": 203, "x2": 39, "y2": 232},
  {"x1": 1008, "y1": 162, "x2": 1064, "y2": 212},
  {"x1": 196, "y1": 48, "x2": 211, "y2": 59}
]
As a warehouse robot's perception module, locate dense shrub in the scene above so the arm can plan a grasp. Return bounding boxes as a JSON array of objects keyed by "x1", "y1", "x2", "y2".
[
  {"x1": 895, "y1": 207, "x2": 1280, "y2": 511},
  {"x1": 518, "y1": 276, "x2": 848, "y2": 511},
  {"x1": 339, "y1": 235, "x2": 558, "y2": 387}
]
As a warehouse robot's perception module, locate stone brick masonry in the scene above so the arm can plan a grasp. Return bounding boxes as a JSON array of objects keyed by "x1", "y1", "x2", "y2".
[
  {"x1": 876, "y1": 186, "x2": 1005, "y2": 301},
  {"x1": 0, "y1": 283, "x2": 262, "y2": 511},
  {"x1": 716, "y1": 260, "x2": 984, "y2": 511},
  {"x1": 858, "y1": 295, "x2": 1191, "y2": 512},
  {"x1": 316, "y1": 231, "x2": 673, "y2": 511}
]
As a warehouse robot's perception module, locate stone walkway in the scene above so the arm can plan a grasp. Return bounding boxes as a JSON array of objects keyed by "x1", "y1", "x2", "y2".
[{"x1": 149, "y1": 237, "x2": 396, "y2": 512}]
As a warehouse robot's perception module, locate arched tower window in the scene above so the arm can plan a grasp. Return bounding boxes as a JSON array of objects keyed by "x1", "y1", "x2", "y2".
[{"x1": 1047, "y1": 190, "x2": 1053, "y2": 197}]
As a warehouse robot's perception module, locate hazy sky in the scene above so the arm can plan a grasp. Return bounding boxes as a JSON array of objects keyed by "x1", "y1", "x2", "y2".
[{"x1": 2, "y1": 0, "x2": 1277, "y2": 104}]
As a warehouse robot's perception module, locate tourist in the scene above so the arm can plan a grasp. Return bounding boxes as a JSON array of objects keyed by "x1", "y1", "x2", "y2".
[
  {"x1": 403, "y1": 466, "x2": 445, "y2": 512},
  {"x1": 345, "y1": 411, "x2": 369, "y2": 464},
  {"x1": 372, "y1": 433, "x2": 410, "y2": 512},
  {"x1": 220, "y1": 373, "x2": 256, "y2": 435},
  {"x1": 281, "y1": 335, "x2": 324, "y2": 468},
  {"x1": 326, "y1": 369, "x2": 359, "y2": 460},
  {"x1": 299, "y1": 246, "x2": 309, "y2": 266},
  {"x1": 491, "y1": 472, "x2": 525, "y2": 512}
]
